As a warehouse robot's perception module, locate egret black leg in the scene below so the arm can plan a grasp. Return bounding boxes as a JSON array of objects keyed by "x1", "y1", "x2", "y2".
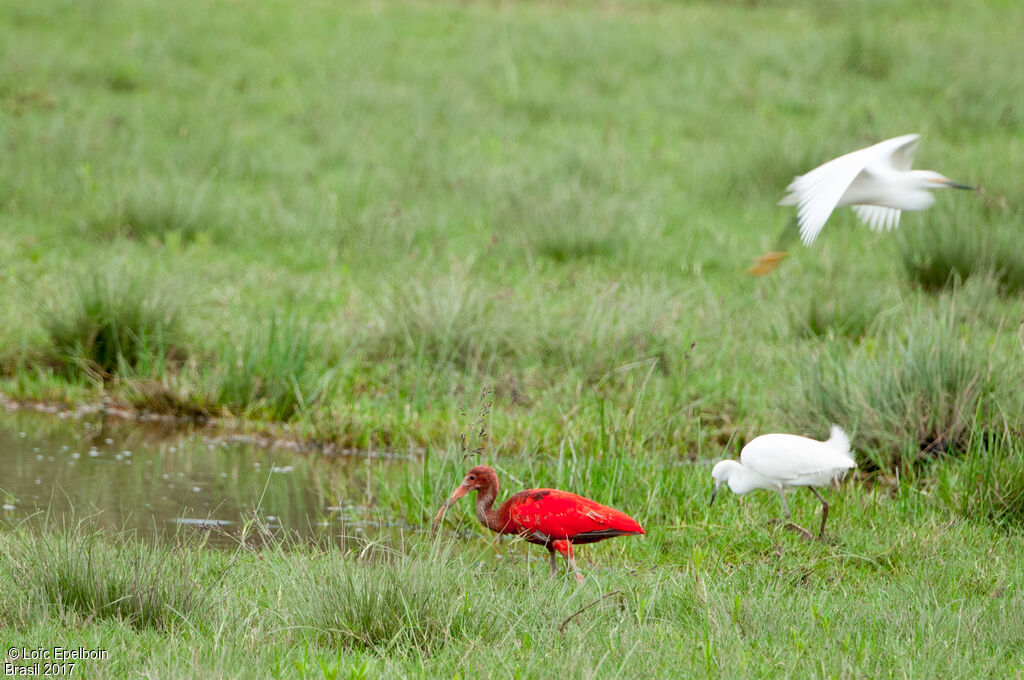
[
  {"x1": 772, "y1": 489, "x2": 813, "y2": 539},
  {"x1": 808, "y1": 486, "x2": 829, "y2": 538}
]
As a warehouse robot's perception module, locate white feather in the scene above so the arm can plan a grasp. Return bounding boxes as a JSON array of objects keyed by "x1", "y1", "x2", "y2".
[
  {"x1": 852, "y1": 205, "x2": 902, "y2": 232},
  {"x1": 779, "y1": 134, "x2": 927, "y2": 246},
  {"x1": 740, "y1": 429, "x2": 856, "y2": 488}
]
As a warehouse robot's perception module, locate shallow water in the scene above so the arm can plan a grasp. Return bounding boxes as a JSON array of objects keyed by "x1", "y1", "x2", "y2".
[{"x1": 0, "y1": 411, "x2": 417, "y2": 546}]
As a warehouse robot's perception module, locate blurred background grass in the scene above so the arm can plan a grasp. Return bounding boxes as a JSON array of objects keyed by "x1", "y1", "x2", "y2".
[{"x1": 1, "y1": 0, "x2": 1022, "y2": 469}]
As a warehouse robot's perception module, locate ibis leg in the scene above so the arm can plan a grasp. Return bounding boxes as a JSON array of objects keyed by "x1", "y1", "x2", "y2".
[
  {"x1": 564, "y1": 541, "x2": 584, "y2": 584},
  {"x1": 808, "y1": 486, "x2": 829, "y2": 538},
  {"x1": 547, "y1": 545, "x2": 557, "y2": 576}
]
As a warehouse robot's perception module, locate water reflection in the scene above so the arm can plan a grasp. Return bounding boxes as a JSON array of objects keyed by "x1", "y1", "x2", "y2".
[{"x1": 0, "y1": 412, "x2": 415, "y2": 546}]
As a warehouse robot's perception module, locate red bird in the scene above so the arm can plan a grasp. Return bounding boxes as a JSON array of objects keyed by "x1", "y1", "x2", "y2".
[{"x1": 431, "y1": 465, "x2": 644, "y2": 582}]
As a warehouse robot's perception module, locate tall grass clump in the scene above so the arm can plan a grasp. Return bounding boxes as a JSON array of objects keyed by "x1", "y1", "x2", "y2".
[
  {"x1": 0, "y1": 526, "x2": 207, "y2": 630},
  {"x1": 840, "y1": 25, "x2": 895, "y2": 80},
  {"x1": 516, "y1": 192, "x2": 625, "y2": 262},
  {"x1": 215, "y1": 316, "x2": 333, "y2": 421},
  {"x1": 898, "y1": 201, "x2": 1024, "y2": 295},
  {"x1": 43, "y1": 271, "x2": 183, "y2": 380},
  {"x1": 541, "y1": 284, "x2": 680, "y2": 384},
  {"x1": 368, "y1": 274, "x2": 528, "y2": 373},
  {"x1": 785, "y1": 308, "x2": 1008, "y2": 468},
  {"x1": 89, "y1": 178, "x2": 225, "y2": 245},
  {"x1": 937, "y1": 431, "x2": 1024, "y2": 529},
  {"x1": 789, "y1": 295, "x2": 885, "y2": 341},
  {"x1": 119, "y1": 371, "x2": 218, "y2": 419},
  {"x1": 493, "y1": 164, "x2": 631, "y2": 264},
  {"x1": 284, "y1": 543, "x2": 481, "y2": 652}
]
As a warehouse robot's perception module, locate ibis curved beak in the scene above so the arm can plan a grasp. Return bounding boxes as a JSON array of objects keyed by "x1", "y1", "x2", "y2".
[
  {"x1": 709, "y1": 484, "x2": 719, "y2": 508},
  {"x1": 430, "y1": 483, "x2": 471, "y2": 536}
]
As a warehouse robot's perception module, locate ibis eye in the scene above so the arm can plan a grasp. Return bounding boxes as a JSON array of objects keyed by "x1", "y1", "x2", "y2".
[{"x1": 468, "y1": 475, "x2": 476, "y2": 480}]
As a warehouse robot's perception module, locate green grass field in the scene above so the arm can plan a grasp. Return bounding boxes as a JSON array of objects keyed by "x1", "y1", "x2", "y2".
[
  {"x1": 2, "y1": 437, "x2": 1023, "y2": 679},
  {"x1": 2, "y1": 0, "x2": 1023, "y2": 677}
]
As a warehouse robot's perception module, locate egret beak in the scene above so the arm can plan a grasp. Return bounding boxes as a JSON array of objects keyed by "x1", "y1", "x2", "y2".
[
  {"x1": 944, "y1": 180, "x2": 975, "y2": 191},
  {"x1": 430, "y1": 483, "x2": 472, "y2": 536},
  {"x1": 709, "y1": 484, "x2": 719, "y2": 508}
]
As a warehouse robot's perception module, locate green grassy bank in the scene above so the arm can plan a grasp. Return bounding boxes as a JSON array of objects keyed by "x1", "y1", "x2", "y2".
[{"x1": 2, "y1": 431, "x2": 1023, "y2": 679}]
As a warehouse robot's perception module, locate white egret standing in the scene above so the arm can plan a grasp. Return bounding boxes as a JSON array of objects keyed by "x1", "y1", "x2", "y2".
[
  {"x1": 750, "y1": 134, "x2": 974, "y2": 274},
  {"x1": 709, "y1": 426, "x2": 856, "y2": 538}
]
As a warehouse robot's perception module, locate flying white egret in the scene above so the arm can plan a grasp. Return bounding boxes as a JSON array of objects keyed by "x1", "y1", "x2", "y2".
[
  {"x1": 709, "y1": 426, "x2": 856, "y2": 538},
  {"x1": 749, "y1": 134, "x2": 974, "y2": 274}
]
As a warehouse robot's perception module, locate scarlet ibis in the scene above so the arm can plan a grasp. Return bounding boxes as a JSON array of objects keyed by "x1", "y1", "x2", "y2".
[
  {"x1": 431, "y1": 465, "x2": 644, "y2": 583},
  {"x1": 709, "y1": 426, "x2": 856, "y2": 538}
]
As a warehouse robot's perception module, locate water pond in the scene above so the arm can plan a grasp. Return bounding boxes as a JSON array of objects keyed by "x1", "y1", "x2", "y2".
[{"x1": 0, "y1": 411, "x2": 419, "y2": 547}]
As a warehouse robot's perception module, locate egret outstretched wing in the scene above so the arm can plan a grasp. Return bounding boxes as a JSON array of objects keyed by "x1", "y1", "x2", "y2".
[
  {"x1": 784, "y1": 154, "x2": 868, "y2": 246},
  {"x1": 888, "y1": 133, "x2": 920, "y2": 171}
]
